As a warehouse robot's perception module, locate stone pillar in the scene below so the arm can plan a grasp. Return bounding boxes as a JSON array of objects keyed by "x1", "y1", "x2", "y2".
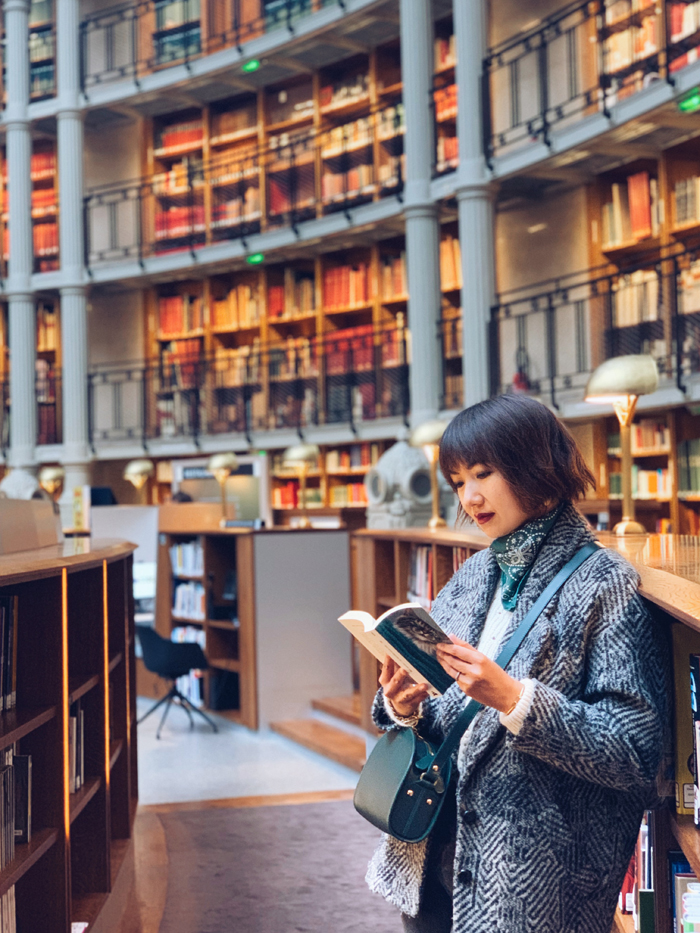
[
  {"x1": 3, "y1": 0, "x2": 37, "y2": 488},
  {"x1": 57, "y1": 0, "x2": 91, "y2": 522},
  {"x1": 399, "y1": 0, "x2": 442, "y2": 428},
  {"x1": 455, "y1": 0, "x2": 496, "y2": 407}
]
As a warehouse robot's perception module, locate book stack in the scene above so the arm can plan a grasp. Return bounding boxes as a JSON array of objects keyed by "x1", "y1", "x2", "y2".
[
  {"x1": 382, "y1": 315, "x2": 407, "y2": 367},
  {"x1": 155, "y1": 205, "x2": 206, "y2": 240},
  {"x1": 319, "y1": 73, "x2": 369, "y2": 111},
  {"x1": 69, "y1": 700, "x2": 85, "y2": 794},
  {"x1": 434, "y1": 84, "x2": 457, "y2": 122},
  {"x1": 271, "y1": 481, "x2": 322, "y2": 509},
  {"x1": 436, "y1": 135, "x2": 458, "y2": 172},
  {"x1": 377, "y1": 104, "x2": 405, "y2": 141},
  {"x1": 380, "y1": 252, "x2": 407, "y2": 299},
  {"x1": 329, "y1": 482, "x2": 367, "y2": 506},
  {"x1": 33, "y1": 222, "x2": 58, "y2": 257},
  {"x1": 30, "y1": 186, "x2": 56, "y2": 212},
  {"x1": 172, "y1": 581, "x2": 206, "y2": 621},
  {"x1": 157, "y1": 119, "x2": 204, "y2": 153},
  {"x1": 440, "y1": 234, "x2": 462, "y2": 290},
  {"x1": 169, "y1": 540, "x2": 204, "y2": 577},
  {"x1": 211, "y1": 188, "x2": 261, "y2": 228},
  {"x1": 212, "y1": 283, "x2": 261, "y2": 330},
  {"x1": 679, "y1": 259, "x2": 700, "y2": 315},
  {"x1": 36, "y1": 302, "x2": 57, "y2": 351},
  {"x1": 321, "y1": 118, "x2": 373, "y2": 157},
  {"x1": 407, "y1": 544, "x2": 433, "y2": 610},
  {"x1": 269, "y1": 336, "x2": 318, "y2": 381},
  {"x1": 434, "y1": 34, "x2": 456, "y2": 70},
  {"x1": 213, "y1": 342, "x2": 261, "y2": 387},
  {"x1": 325, "y1": 325, "x2": 374, "y2": 374},
  {"x1": 323, "y1": 263, "x2": 371, "y2": 310},
  {"x1": 612, "y1": 269, "x2": 659, "y2": 326},
  {"x1": 29, "y1": 150, "x2": 55, "y2": 181},
  {"x1": 171, "y1": 626, "x2": 205, "y2": 707},
  {"x1": 158, "y1": 294, "x2": 203, "y2": 335},
  {"x1": 283, "y1": 269, "x2": 316, "y2": 319},
  {"x1": 452, "y1": 547, "x2": 469, "y2": 572},
  {"x1": 602, "y1": 172, "x2": 660, "y2": 247},
  {"x1": 153, "y1": 157, "x2": 204, "y2": 194}
]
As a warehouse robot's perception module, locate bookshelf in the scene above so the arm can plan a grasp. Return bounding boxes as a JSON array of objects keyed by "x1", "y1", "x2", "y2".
[
  {"x1": 0, "y1": 537, "x2": 138, "y2": 933},
  {"x1": 36, "y1": 297, "x2": 60, "y2": 447},
  {"x1": 600, "y1": 0, "x2": 663, "y2": 106},
  {"x1": 1, "y1": 139, "x2": 58, "y2": 276},
  {"x1": 155, "y1": 514, "x2": 257, "y2": 729},
  {"x1": 28, "y1": 0, "x2": 55, "y2": 101},
  {"x1": 439, "y1": 222, "x2": 463, "y2": 408},
  {"x1": 433, "y1": 17, "x2": 457, "y2": 176}
]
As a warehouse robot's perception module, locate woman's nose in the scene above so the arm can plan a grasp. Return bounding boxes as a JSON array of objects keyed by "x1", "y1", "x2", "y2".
[{"x1": 463, "y1": 484, "x2": 483, "y2": 507}]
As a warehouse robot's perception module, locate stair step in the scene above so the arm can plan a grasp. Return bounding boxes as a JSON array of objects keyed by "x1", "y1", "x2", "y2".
[
  {"x1": 311, "y1": 693, "x2": 362, "y2": 727},
  {"x1": 270, "y1": 719, "x2": 366, "y2": 773}
]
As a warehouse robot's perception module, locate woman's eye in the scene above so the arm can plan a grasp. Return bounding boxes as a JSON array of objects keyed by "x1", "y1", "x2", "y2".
[
  {"x1": 454, "y1": 481, "x2": 464, "y2": 490},
  {"x1": 476, "y1": 471, "x2": 491, "y2": 480}
]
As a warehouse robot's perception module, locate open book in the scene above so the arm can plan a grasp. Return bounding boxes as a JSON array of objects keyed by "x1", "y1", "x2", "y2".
[{"x1": 338, "y1": 603, "x2": 455, "y2": 696}]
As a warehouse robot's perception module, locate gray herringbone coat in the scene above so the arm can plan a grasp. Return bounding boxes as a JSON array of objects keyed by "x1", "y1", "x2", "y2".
[{"x1": 366, "y1": 503, "x2": 666, "y2": 933}]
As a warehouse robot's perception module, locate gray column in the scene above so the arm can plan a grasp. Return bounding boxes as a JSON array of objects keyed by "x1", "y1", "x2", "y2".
[
  {"x1": 399, "y1": 0, "x2": 442, "y2": 427},
  {"x1": 57, "y1": 0, "x2": 91, "y2": 510},
  {"x1": 455, "y1": 0, "x2": 495, "y2": 406},
  {"x1": 5, "y1": 0, "x2": 37, "y2": 474}
]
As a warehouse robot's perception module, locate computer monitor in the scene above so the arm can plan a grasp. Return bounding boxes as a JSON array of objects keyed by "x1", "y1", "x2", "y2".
[{"x1": 170, "y1": 453, "x2": 272, "y2": 528}]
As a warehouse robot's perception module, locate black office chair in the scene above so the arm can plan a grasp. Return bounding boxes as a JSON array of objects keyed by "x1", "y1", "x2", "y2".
[{"x1": 136, "y1": 624, "x2": 218, "y2": 739}]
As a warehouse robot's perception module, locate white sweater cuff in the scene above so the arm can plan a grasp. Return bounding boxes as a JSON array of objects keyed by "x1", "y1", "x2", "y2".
[
  {"x1": 499, "y1": 679, "x2": 536, "y2": 735},
  {"x1": 383, "y1": 693, "x2": 423, "y2": 728}
]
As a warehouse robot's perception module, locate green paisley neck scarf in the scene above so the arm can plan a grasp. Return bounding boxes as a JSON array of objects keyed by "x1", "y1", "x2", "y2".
[{"x1": 490, "y1": 504, "x2": 563, "y2": 611}]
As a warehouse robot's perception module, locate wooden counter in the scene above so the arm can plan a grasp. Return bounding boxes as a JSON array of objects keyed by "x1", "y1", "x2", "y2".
[{"x1": 0, "y1": 537, "x2": 135, "y2": 585}]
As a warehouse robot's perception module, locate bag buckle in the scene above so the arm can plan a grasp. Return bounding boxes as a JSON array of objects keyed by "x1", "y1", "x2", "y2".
[{"x1": 418, "y1": 765, "x2": 445, "y2": 794}]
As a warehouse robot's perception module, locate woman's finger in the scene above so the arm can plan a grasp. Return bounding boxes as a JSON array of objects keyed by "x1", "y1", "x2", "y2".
[{"x1": 379, "y1": 655, "x2": 396, "y2": 687}]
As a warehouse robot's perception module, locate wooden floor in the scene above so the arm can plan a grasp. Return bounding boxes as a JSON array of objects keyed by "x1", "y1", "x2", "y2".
[{"x1": 270, "y1": 718, "x2": 366, "y2": 772}]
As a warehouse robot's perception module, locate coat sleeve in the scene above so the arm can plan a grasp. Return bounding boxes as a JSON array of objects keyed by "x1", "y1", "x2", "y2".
[{"x1": 506, "y1": 569, "x2": 667, "y2": 793}]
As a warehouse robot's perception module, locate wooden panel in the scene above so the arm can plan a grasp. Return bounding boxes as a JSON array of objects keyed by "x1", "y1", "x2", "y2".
[
  {"x1": 236, "y1": 535, "x2": 258, "y2": 730},
  {"x1": 434, "y1": 544, "x2": 453, "y2": 596}
]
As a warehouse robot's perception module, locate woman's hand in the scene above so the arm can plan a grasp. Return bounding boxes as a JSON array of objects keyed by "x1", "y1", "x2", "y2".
[
  {"x1": 436, "y1": 635, "x2": 523, "y2": 714},
  {"x1": 379, "y1": 656, "x2": 430, "y2": 718}
]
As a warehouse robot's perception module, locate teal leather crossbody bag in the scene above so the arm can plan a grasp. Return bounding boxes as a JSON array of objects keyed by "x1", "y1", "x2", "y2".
[{"x1": 354, "y1": 542, "x2": 599, "y2": 844}]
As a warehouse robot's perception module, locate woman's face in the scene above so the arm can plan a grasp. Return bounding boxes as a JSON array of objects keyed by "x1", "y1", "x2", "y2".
[{"x1": 449, "y1": 463, "x2": 533, "y2": 540}]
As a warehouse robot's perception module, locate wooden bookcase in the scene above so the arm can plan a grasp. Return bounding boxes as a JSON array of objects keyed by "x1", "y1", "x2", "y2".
[
  {"x1": 0, "y1": 537, "x2": 137, "y2": 933},
  {"x1": 155, "y1": 507, "x2": 257, "y2": 730}
]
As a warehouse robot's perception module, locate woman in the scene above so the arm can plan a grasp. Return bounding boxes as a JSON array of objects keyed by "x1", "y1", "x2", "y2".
[{"x1": 366, "y1": 395, "x2": 666, "y2": 933}]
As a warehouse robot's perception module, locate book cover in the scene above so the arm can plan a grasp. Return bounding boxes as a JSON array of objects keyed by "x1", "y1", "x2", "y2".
[{"x1": 339, "y1": 602, "x2": 454, "y2": 696}]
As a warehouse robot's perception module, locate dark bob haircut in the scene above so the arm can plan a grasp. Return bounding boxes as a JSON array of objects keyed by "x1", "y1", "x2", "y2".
[{"x1": 439, "y1": 395, "x2": 594, "y2": 515}]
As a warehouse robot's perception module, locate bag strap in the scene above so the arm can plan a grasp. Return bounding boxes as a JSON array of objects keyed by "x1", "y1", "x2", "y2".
[{"x1": 420, "y1": 541, "x2": 600, "y2": 785}]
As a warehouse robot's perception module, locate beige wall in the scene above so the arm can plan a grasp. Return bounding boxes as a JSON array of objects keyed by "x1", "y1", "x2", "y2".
[
  {"x1": 89, "y1": 289, "x2": 144, "y2": 367},
  {"x1": 84, "y1": 119, "x2": 142, "y2": 189},
  {"x1": 489, "y1": 0, "x2": 571, "y2": 48}
]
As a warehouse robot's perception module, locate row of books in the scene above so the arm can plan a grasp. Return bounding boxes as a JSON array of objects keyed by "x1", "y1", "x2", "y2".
[
  {"x1": 609, "y1": 466, "x2": 671, "y2": 498},
  {"x1": 211, "y1": 104, "x2": 257, "y2": 140},
  {"x1": 269, "y1": 337, "x2": 318, "y2": 381},
  {"x1": 436, "y1": 135, "x2": 458, "y2": 172},
  {"x1": 407, "y1": 544, "x2": 433, "y2": 610},
  {"x1": 452, "y1": 547, "x2": 469, "y2": 573},
  {"x1": 434, "y1": 84, "x2": 457, "y2": 122},
  {"x1": 674, "y1": 175, "x2": 700, "y2": 229},
  {"x1": 32, "y1": 221, "x2": 58, "y2": 256},
  {"x1": 377, "y1": 105, "x2": 405, "y2": 141},
  {"x1": 30, "y1": 62, "x2": 55, "y2": 100},
  {"x1": 319, "y1": 73, "x2": 369, "y2": 111},
  {"x1": 326, "y1": 443, "x2": 379, "y2": 472},
  {"x1": 434, "y1": 34, "x2": 456, "y2": 71},
  {"x1": 444, "y1": 373, "x2": 464, "y2": 406},
  {"x1": 37, "y1": 302, "x2": 58, "y2": 352},
  {"x1": 160, "y1": 339, "x2": 202, "y2": 390},
  {"x1": 329, "y1": 482, "x2": 367, "y2": 506},
  {"x1": 28, "y1": 29, "x2": 54, "y2": 63},
  {"x1": 602, "y1": 171, "x2": 661, "y2": 247},
  {"x1": 172, "y1": 581, "x2": 206, "y2": 622},
  {"x1": 380, "y1": 252, "x2": 407, "y2": 300},
  {"x1": 213, "y1": 343, "x2": 262, "y2": 386},
  {"x1": 440, "y1": 234, "x2": 462, "y2": 292},
  {"x1": 618, "y1": 811, "x2": 653, "y2": 925},
  {"x1": 678, "y1": 439, "x2": 700, "y2": 493},
  {"x1": 322, "y1": 164, "x2": 374, "y2": 201},
  {"x1": 212, "y1": 284, "x2": 262, "y2": 330},
  {"x1": 0, "y1": 889, "x2": 15, "y2": 933},
  {"x1": 612, "y1": 269, "x2": 659, "y2": 327},
  {"x1": 170, "y1": 540, "x2": 204, "y2": 578},
  {"x1": 211, "y1": 191, "x2": 261, "y2": 228},
  {"x1": 669, "y1": 1, "x2": 700, "y2": 42},
  {"x1": 153, "y1": 157, "x2": 204, "y2": 194},
  {"x1": 155, "y1": 205, "x2": 206, "y2": 239},
  {"x1": 608, "y1": 420, "x2": 670, "y2": 452},
  {"x1": 271, "y1": 481, "x2": 323, "y2": 509},
  {"x1": 172, "y1": 627, "x2": 205, "y2": 707},
  {"x1": 157, "y1": 120, "x2": 204, "y2": 153},
  {"x1": 158, "y1": 295, "x2": 204, "y2": 336},
  {"x1": 69, "y1": 700, "x2": 85, "y2": 795},
  {"x1": 0, "y1": 600, "x2": 17, "y2": 716},
  {"x1": 323, "y1": 263, "x2": 371, "y2": 310},
  {"x1": 605, "y1": 0, "x2": 654, "y2": 27},
  {"x1": 321, "y1": 118, "x2": 373, "y2": 158},
  {"x1": 680, "y1": 259, "x2": 700, "y2": 315},
  {"x1": 442, "y1": 315, "x2": 462, "y2": 358},
  {"x1": 267, "y1": 172, "x2": 314, "y2": 216},
  {"x1": 268, "y1": 269, "x2": 316, "y2": 319},
  {"x1": 603, "y1": 17, "x2": 658, "y2": 74}
]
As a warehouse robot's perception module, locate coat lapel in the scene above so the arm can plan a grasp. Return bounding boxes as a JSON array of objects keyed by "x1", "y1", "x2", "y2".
[{"x1": 453, "y1": 503, "x2": 596, "y2": 781}]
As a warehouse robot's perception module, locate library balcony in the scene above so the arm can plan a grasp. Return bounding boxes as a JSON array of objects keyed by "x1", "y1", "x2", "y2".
[
  {"x1": 87, "y1": 321, "x2": 409, "y2": 452},
  {"x1": 83, "y1": 108, "x2": 405, "y2": 274},
  {"x1": 484, "y1": 1, "x2": 700, "y2": 177}
]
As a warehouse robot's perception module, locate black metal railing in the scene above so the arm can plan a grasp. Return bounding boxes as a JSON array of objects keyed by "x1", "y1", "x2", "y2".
[
  {"x1": 80, "y1": 0, "x2": 340, "y2": 91},
  {"x1": 483, "y1": 0, "x2": 680, "y2": 163},
  {"x1": 88, "y1": 322, "x2": 409, "y2": 446},
  {"x1": 440, "y1": 314, "x2": 462, "y2": 410},
  {"x1": 84, "y1": 106, "x2": 405, "y2": 266},
  {"x1": 36, "y1": 364, "x2": 61, "y2": 445}
]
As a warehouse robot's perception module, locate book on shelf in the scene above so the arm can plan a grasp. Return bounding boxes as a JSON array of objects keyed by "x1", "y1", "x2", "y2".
[
  {"x1": 609, "y1": 419, "x2": 669, "y2": 452},
  {"x1": 679, "y1": 259, "x2": 700, "y2": 314},
  {"x1": 170, "y1": 539, "x2": 204, "y2": 577},
  {"x1": 36, "y1": 301, "x2": 58, "y2": 351},
  {"x1": 436, "y1": 135, "x2": 458, "y2": 171},
  {"x1": 602, "y1": 172, "x2": 660, "y2": 247},
  {"x1": 321, "y1": 117, "x2": 373, "y2": 156},
  {"x1": 153, "y1": 156, "x2": 204, "y2": 193},
  {"x1": 284, "y1": 268, "x2": 315, "y2": 318},
  {"x1": 442, "y1": 314, "x2": 462, "y2": 358},
  {"x1": 453, "y1": 546, "x2": 469, "y2": 573},
  {"x1": 380, "y1": 252, "x2": 407, "y2": 299},
  {"x1": 68, "y1": 699, "x2": 85, "y2": 795},
  {"x1": 440, "y1": 234, "x2": 462, "y2": 291},
  {"x1": 679, "y1": 438, "x2": 700, "y2": 494},
  {"x1": 326, "y1": 442, "x2": 378, "y2": 472},
  {"x1": 377, "y1": 104, "x2": 405, "y2": 141},
  {"x1": 604, "y1": 15, "x2": 658, "y2": 74},
  {"x1": 29, "y1": 150, "x2": 55, "y2": 179},
  {"x1": 211, "y1": 103, "x2": 257, "y2": 139},
  {"x1": 157, "y1": 120, "x2": 204, "y2": 153},
  {"x1": 158, "y1": 294, "x2": 203, "y2": 335},
  {"x1": 329, "y1": 481, "x2": 367, "y2": 507},
  {"x1": 0, "y1": 597, "x2": 18, "y2": 715},
  {"x1": 172, "y1": 626, "x2": 206, "y2": 707},
  {"x1": 13, "y1": 755, "x2": 31, "y2": 846},
  {"x1": 155, "y1": 205, "x2": 206, "y2": 240},
  {"x1": 213, "y1": 341, "x2": 261, "y2": 386},
  {"x1": 271, "y1": 481, "x2": 322, "y2": 509},
  {"x1": 339, "y1": 602, "x2": 454, "y2": 696},
  {"x1": 382, "y1": 315, "x2": 408, "y2": 368},
  {"x1": 269, "y1": 336, "x2": 318, "y2": 380},
  {"x1": 325, "y1": 324, "x2": 374, "y2": 374},
  {"x1": 618, "y1": 810, "x2": 654, "y2": 928},
  {"x1": 32, "y1": 221, "x2": 58, "y2": 256},
  {"x1": 212, "y1": 282, "x2": 262, "y2": 330},
  {"x1": 322, "y1": 162, "x2": 374, "y2": 201},
  {"x1": 433, "y1": 83, "x2": 457, "y2": 122},
  {"x1": 160, "y1": 338, "x2": 202, "y2": 390},
  {"x1": 670, "y1": 1, "x2": 700, "y2": 43},
  {"x1": 609, "y1": 465, "x2": 670, "y2": 498},
  {"x1": 212, "y1": 189, "x2": 261, "y2": 229},
  {"x1": 434, "y1": 34, "x2": 456, "y2": 70},
  {"x1": 172, "y1": 580, "x2": 205, "y2": 621},
  {"x1": 319, "y1": 72, "x2": 369, "y2": 110},
  {"x1": 612, "y1": 269, "x2": 659, "y2": 327},
  {"x1": 407, "y1": 544, "x2": 433, "y2": 609},
  {"x1": 672, "y1": 624, "x2": 700, "y2": 815},
  {"x1": 323, "y1": 262, "x2": 371, "y2": 310}
]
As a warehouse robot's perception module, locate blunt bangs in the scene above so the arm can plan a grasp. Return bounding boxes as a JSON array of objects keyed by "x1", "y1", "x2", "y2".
[{"x1": 439, "y1": 395, "x2": 594, "y2": 514}]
